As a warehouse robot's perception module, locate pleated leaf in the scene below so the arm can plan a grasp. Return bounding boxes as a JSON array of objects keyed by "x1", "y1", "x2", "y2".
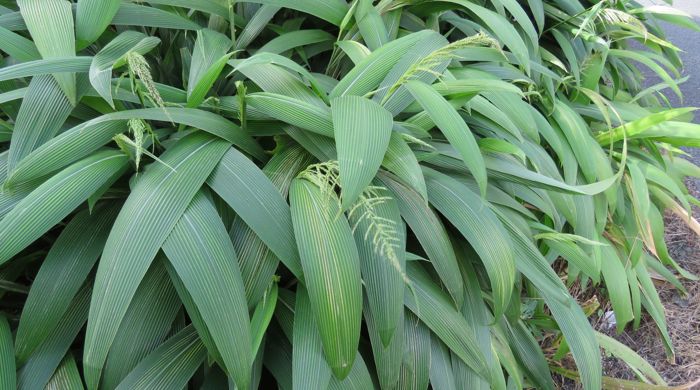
[
  {"x1": 89, "y1": 31, "x2": 160, "y2": 107},
  {"x1": 18, "y1": 286, "x2": 91, "y2": 390},
  {"x1": 83, "y1": 133, "x2": 229, "y2": 389},
  {"x1": 162, "y1": 191, "x2": 252, "y2": 390},
  {"x1": 45, "y1": 354, "x2": 84, "y2": 390},
  {"x1": 332, "y1": 95, "x2": 393, "y2": 209},
  {"x1": 379, "y1": 171, "x2": 464, "y2": 306},
  {"x1": 15, "y1": 204, "x2": 119, "y2": 363},
  {"x1": 423, "y1": 168, "x2": 515, "y2": 317},
  {"x1": 292, "y1": 285, "x2": 332, "y2": 390},
  {"x1": 230, "y1": 144, "x2": 314, "y2": 307},
  {"x1": 208, "y1": 146, "x2": 302, "y2": 279},
  {"x1": 115, "y1": 325, "x2": 206, "y2": 390},
  {"x1": 100, "y1": 258, "x2": 181, "y2": 389},
  {"x1": 406, "y1": 80, "x2": 487, "y2": 196},
  {"x1": 187, "y1": 29, "x2": 232, "y2": 107},
  {"x1": 404, "y1": 263, "x2": 489, "y2": 378},
  {"x1": 0, "y1": 149, "x2": 127, "y2": 265},
  {"x1": 290, "y1": 178, "x2": 362, "y2": 379},
  {"x1": 76, "y1": 0, "x2": 121, "y2": 49},
  {"x1": 17, "y1": 0, "x2": 76, "y2": 103},
  {"x1": 0, "y1": 315, "x2": 14, "y2": 390}
]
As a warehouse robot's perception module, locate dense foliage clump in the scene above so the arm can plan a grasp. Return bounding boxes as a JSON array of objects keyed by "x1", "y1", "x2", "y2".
[{"x1": 0, "y1": 0, "x2": 699, "y2": 389}]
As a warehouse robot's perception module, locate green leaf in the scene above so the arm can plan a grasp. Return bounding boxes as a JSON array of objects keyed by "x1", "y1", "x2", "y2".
[
  {"x1": 348, "y1": 185, "x2": 405, "y2": 346},
  {"x1": 0, "y1": 149, "x2": 127, "y2": 265},
  {"x1": 331, "y1": 31, "x2": 434, "y2": 98},
  {"x1": 406, "y1": 80, "x2": 487, "y2": 196},
  {"x1": 257, "y1": 29, "x2": 334, "y2": 54},
  {"x1": 293, "y1": 285, "x2": 332, "y2": 389},
  {"x1": 6, "y1": 74, "x2": 74, "y2": 175},
  {"x1": 250, "y1": 283, "x2": 278, "y2": 357},
  {"x1": 332, "y1": 95, "x2": 393, "y2": 209},
  {"x1": 595, "y1": 332, "x2": 665, "y2": 385},
  {"x1": 404, "y1": 263, "x2": 489, "y2": 378},
  {"x1": 397, "y1": 312, "x2": 431, "y2": 390},
  {"x1": 247, "y1": 92, "x2": 334, "y2": 137},
  {"x1": 83, "y1": 133, "x2": 229, "y2": 389},
  {"x1": 242, "y1": 0, "x2": 349, "y2": 26},
  {"x1": 15, "y1": 204, "x2": 119, "y2": 363},
  {"x1": 0, "y1": 25, "x2": 40, "y2": 61},
  {"x1": 187, "y1": 29, "x2": 232, "y2": 107},
  {"x1": 229, "y1": 144, "x2": 314, "y2": 306},
  {"x1": 365, "y1": 302, "x2": 403, "y2": 390},
  {"x1": 17, "y1": 0, "x2": 76, "y2": 104},
  {"x1": 423, "y1": 167, "x2": 515, "y2": 317},
  {"x1": 18, "y1": 286, "x2": 91, "y2": 390},
  {"x1": 162, "y1": 191, "x2": 252, "y2": 390},
  {"x1": 90, "y1": 31, "x2": 161, "y2": 107},
  {"x1": 115, "y1": 325, "x2": 206, "y2": 390},
  {"x1": 378, "y1": 171, "x2": 464, "y2": 306},
  {"x1": 45, "y1": 354, "x2": 84, "y2": 390},
  {"x1": 0, "y1": 57, "x2": 91, "y2": 82},
  {"x1": 290, "y1": 178, "x2": 362, "y2": 379},
  {"x1": 0, "y1": 314, "x2": 15, "y2": 390},
  {"x1": 76, "y1": 0, "x2": 121, "y2": 49},
  {"x1": 5, "y1": 108, "x2": 264, "y2": 188},
  {"x1": 100, "y1": 258, "x2": 181, "y2": 389},
  {"x1": 208, "y1": 146, "x2": 303, "y2": 279},
  {"x1": 355, "y1": 0, "x2": 389, "y2": 51}
]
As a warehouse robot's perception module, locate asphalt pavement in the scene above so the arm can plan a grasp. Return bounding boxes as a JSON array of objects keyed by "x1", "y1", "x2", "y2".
[{"x1": 638, "y1": 0, "x2": 700, "y2": 170}]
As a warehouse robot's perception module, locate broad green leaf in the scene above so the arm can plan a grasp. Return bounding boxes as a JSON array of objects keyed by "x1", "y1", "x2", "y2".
[
  {"x1": 0, "y1": 315, "x2": 14, "y2": 390},
  {"x1": 355, "y1": 0, "x2": 389, "y2": 51},
  {"x1": 405, "y1": 263, "x2": 489, "y2": 378},
  {"x1": 6, "y1": 75, "x2": 74, "y2": 174},
  {"x1": 101, "y1": 258, "x2": 181, "y2": 389},
  {"x1": 293, "y1": 286, "x2": 332, "y2": 390},
  {"x1": 17, "y1": 0, "x2": 76, "y2": 103},
  {"x1": 187, "y1": 29, "x2": 232, "y2": 107},
  {"x1": 349, "y1": 185, "x2": 405, "y2": 346},
  {"x1": 18, "y1": 286, "x2": 91, "y2": 390},
  {"x1": 258, "y1": 29, "x2": 334, "y2": 54},
  {"x1": 0, "y1": 25, "x2": 39, "y2": 61},
  {"x1": 111, "y1": 3, "x2": 201, "y2": 30},
  {"x1": 423, "y1": 167, "x2": 515, "y2": 317},
  {"x1": 328, "y1": 353, "x2": 374, "y2": 390},
  {"x1": 90, "y1": 31, "x2": 161, "y2": 107},
  {"x1": 83, "y1": 133, "x2": 229, "y2": 389},
  {"x1": 229, "y1": 144, "x2": 314, "y2": 307},
  {"x1": 0, "y1": 149, "x2": 127, "y2": 265},
  {"x1": 115, "y1": 325, "x2": 206, "y2": 390},
  {"x1": 379, "y1": 171, "x2": 464, "y2": 306},
  {"x1": 290, "y1": 178, "x2": 362, "y2": 379},
  {"x1": 398, "y1": 312, "x2": 431, "y2": 390},
  {"x1": 45, "y1": 354, "x2": 84, "y2": 390},
  {"x1": 0, "y1": 57, "x2": 91, "y2": 82},
  {"x1": 406, "y1": 80, "x2": 487, "y2": 196},
  {"x1": 247, "y1": 92, "x2": 334, "y2": 137},
  {"x1": 242, "y1": 0, "x2": 349, "y2": 26},
  {"x1": 332, "y1": 31, "x2": 434, "y2": 98},
  {"x1": 162, "y1": 191, "x2": 252, "y2": 390},
  {"x1": 76, "y1": 0, "x2": 121, "y2": 49},
  {"x1": 5, "y1": 108, "x2": 264, "y2": 187},
  {"x1": 250, "y1": 283, "x2": 278, "y2": 356},
  {"x1": 430, "y1": 335, "x2": 457, "y2": 390},
  {"x1": 332, "y1": 95, "x2": 393, "y2": 209},
  {"x1": 208, "y1": 146, "x2": 303, "y2": 279},
  {"x1": 382, "y1": 132, "x2": 428, "y2": 200},
  {"x1": 365, "y1": 302, "x2": 403, "y2": 390},
  {"x1": 15, "y1": 204, "x2": 119, "y2": 363}
]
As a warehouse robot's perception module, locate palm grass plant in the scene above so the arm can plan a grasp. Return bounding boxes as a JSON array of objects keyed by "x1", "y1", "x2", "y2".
[{"x1": 0, "y1": 0, "x2": 699, "y2": 388}]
